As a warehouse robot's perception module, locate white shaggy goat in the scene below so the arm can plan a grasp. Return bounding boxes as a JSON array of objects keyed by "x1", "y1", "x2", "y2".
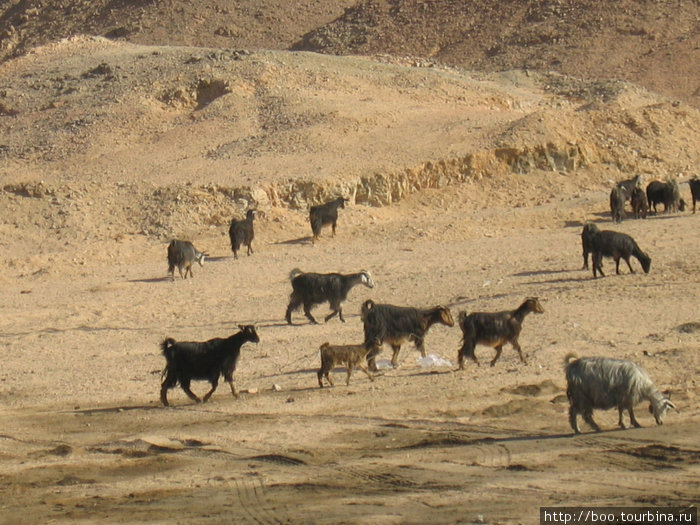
[{"x1": 564, "y1": 354, "x2": 675, "y2": 434}]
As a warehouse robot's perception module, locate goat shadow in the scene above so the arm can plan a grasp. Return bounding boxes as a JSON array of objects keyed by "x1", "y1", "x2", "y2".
[
  {"x1": 510, "y1": 269, "x2": 573, "y2": 278},
  {"x1": 405, "y1": 369, "x2": 455, "y2": 378},
  {"x1": 510, "y1": 267, "x2": 593, "y2": 286},
  {"x1": 564, "y1": 217, "x2": 607, "y2": 228},
  {"x1": 205, "y1": 255, "x2": 233, "y2": 262},
  {"x1": 129, "y1": 276, "x2": 172, "y2": 284},
  {"x1": 273, "y1": 235, "x2": 313, "y2": 246},
  {"x1": 69, "y1": 404, "x2": 161, "y2": 415}
]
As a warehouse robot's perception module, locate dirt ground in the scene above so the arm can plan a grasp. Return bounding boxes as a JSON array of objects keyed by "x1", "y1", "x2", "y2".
[
  {"x1": 1, "y1": 177, "x2": 699, "y2": 523},
  {"x1": 0, "y1": 30, "x2": 698, "y2": 525}
]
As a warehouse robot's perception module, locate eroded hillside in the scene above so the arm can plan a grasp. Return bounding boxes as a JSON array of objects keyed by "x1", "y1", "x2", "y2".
[{"x1": 1, "y1": 37, "x2": 698, "y2": 269}]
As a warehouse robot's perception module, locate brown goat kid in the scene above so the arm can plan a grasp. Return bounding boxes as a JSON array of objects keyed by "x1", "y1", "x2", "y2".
[
  {"x1": 457, "y1": 298, "x2": 544, "y2": 370},
  {"x1": 317, "y1": 342, "x2": 375, "y2": 387}
]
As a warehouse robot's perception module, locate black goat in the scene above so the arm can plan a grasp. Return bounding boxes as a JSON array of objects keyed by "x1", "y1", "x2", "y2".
[
  {"x1": 285, "y1": 269, "x2": 374, "y2": 324},
  {"x1": 590, "y1": 229, "x2": 651, "y2": 278},
  {"x1": 160, "y1": 325, "x2": 260, "y2": 406},
  {"x1": 580, "y1": 222, "x2": 599, "y2": 270},
  {"x1": 630, "y1": 186, "x2": 648, "y2": 219},
  {"x1": 167, "y1": 240, "x2": 205, "y2": 280},
  {"x1": 689, "y1": 176, "x2": 700, "y2": 214},
  {"x1": 457, "y1": 297, "x2": 544, "y2": 370},
  {"x1": 229, "y1": 209, "x2": 257, "y2": 259},
  {"x1": 609, "y1": 186, "x2": 626, "y2": 223},
  {"x1": 309, "y1": 197, "x2": 348, "y2": 243},
  {"x1": 646, "y1": 180, "x2": 685, "y2": 214},
  {"x1": 362, "y1": 300, "x2": 454, "y2": 371}
]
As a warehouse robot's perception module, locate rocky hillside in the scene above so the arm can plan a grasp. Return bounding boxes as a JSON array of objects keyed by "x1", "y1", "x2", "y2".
[
  {"x1": 1, "y1": 0, "x2": 698, "y2": 106},
  {"x1": 294, "y1": 0, "x2": 700, "y2": 107}
]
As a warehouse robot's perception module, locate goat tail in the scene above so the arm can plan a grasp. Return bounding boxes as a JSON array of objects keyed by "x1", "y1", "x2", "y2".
[
  {"x1": 564, "y1": 352, "x2": 579, "y2": 367},
  {"x1": 289, "y1": 268, "x2": 303, "y2": 281},
  {"x1": 161, "y1": 337, "x2": 176, "y2": 356},
  {"x1": 361, "y1": 299, "x2": 375, "y2": 320}
]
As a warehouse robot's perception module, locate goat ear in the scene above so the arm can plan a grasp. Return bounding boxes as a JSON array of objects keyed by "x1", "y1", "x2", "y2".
[{"x1": 238, "y1": 324, "x2": 246, "y2": 331}]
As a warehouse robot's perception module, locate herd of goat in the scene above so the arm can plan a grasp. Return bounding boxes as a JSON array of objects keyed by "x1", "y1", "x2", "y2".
[{"x1": 159, "y1": 176, "x2": 694, "y2": 434}]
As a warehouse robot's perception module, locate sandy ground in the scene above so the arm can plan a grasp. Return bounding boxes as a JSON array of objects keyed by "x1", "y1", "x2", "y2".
[{"x1": 1, "y1": 179, "x2": 698, "y2": 524}]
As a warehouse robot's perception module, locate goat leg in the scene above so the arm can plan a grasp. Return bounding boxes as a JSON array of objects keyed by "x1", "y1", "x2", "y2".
[
  {"x1": 202, "y1": 383, "x2": 218, "y2": 403},
  {"x1": 582, "y1": 409, "x2": 601, "y2": 432},
  {"x1": 227, "y1": 380, "x2": 239, "y2": 399},
  {"x1": 324, "y1": 308, "x2": 341, "y2": 322},
  {"x1": 181, "y1": 382, "x2": 202, "y2": 404},
  {"x1": 512, "y1": 340, "x2": 527, "y2": 364},
  {"x1": 358, "y1": 364, "x2": 375, "y2": 382},
  {"x1": 303, "y1": 304, "x2": 318, "y2": 324},
  {"x1": 416, "y1": 339, "x2": 426, "y2": 358},
  {"x1": 346, "y1": 363, "x2": 354, "y2": 386},
  {"x1": 390, "y1": 344, "x2": 401, "y2": 368},
  {"x1": 490, "y1": 344, "x2": 504, "y2": 367},
  {"x1": 569, "y1": 407, "x2": 581, "y2": 434},
  {"x1": 617, "y1": 407, "x2": 627, "y2": 429},
  {"x1": 160, "y1": 388, "x2": 170, "y2": 407},
  {"x1": 628, "y1": 407, "x2": 642, "y2": 428}
]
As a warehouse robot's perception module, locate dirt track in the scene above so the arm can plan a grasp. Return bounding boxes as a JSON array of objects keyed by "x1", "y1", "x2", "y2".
[{"x1": 2, "y1": 181, "x2": 698, "y2": 523}]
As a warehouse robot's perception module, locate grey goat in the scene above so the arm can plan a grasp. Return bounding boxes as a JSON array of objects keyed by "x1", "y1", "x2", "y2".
[
  {"x1": 285, "y1": 269, "x2": 374, "y2": 324},
  {"x1": 167, "y1": 240, "x2": 205, "y2": 280},
  {"x1": 565, "y1": 354, "x2": 675, "y2": 434}
]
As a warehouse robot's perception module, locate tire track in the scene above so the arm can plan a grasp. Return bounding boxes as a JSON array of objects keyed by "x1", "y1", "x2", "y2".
[
  {"x1": 339, "y1": 466, "x2": 419, "y2": 489},
  {"x1": 468, "y1": 442, "x2": 512, "y2": 467},
  {"x1": 233, "y1": 478, "x2": 286, "y2": 525}
]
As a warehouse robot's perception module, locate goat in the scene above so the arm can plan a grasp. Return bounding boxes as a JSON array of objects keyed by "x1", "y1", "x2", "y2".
[
  {"x1": 565, "y1": 354, "x2": 675, "y2": 434},
  {"x1": 160, "y1": 325, "x2": 260, "y2": 406},
  {"x1": 317, "y1": 341, "x2": 375, "y2": 387},
  {"x1": 609, "y1": 186, "x2": 626, "y2": 223},
  {"x1": 167, "y1": 240, "x2": 205, "y2": 280},
  {"x1": 615, "y1": 174, "x2": 643, "y2": 201},
  {"x1": 457, "y1": 297, "x2": 544, "y2": 370},
  {"x1": 580, "y1": 222, "x2": 599, "y2": 270},
  {"x1": 229, "y1": 209, "x2": 257, "y2": 259},
  {"x1": 362, "y1": 300, "x2": 454, "y2": 371},
  {"x1": 630, "y1": 186, "x2": 648, "y2": 219},
  {"x1": 689, "y1": 176, "x2": 700, "y2": 213},
  {"x1": 590, "y1": 229, "x2": 651, "y2": 278},
  {"x1": 285, "y1": 269, "x2": 374, "y2": 324},
  {"x1": 646, "y1": 179, "x2": 685, "y2": 214},
  {"x1": 309, "y1": 197, "x2": 348, "y2": 243}
]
